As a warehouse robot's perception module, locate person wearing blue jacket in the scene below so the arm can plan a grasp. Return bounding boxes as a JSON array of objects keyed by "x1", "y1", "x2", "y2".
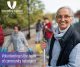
[{"x1": 35, "y1": 20, "x2": 42, "y2": 43}]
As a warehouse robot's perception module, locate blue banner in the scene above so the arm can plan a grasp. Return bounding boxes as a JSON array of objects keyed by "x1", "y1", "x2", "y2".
[{"x1": 0, "y1": 52, "x2": 38, "y2": 65}]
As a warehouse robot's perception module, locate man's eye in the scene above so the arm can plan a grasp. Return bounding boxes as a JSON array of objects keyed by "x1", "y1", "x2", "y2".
[
  {"x1": 58, "y1": 16, "x2": 62, "y2": 18},
  {"x1": 65, "y1": 15, "x2": 68, "y2": 18}
]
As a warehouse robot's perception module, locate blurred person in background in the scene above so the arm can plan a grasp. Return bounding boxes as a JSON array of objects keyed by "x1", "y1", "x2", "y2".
[
  {"x1": 0, "y1": 25, "x2": 4, "y2": 52},
  {"x1": 35, "y1": 20, "x2": 42, "y2": 43},
  {"x1": 42, "y1": 22, "x2": 45, "y2": 35},
  {"x1": 0, "y1": 25, "x2": 5, "y2": 67},
  {"x1": 43, "y1": 18, "x2": 53, "y2": 49},
  {"x1": 4, "y1": 23, "x2": 31, "y2": 67}
]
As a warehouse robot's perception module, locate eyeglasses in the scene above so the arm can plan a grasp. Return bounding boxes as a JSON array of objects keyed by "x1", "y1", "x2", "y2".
[{"x1": 57, "y1": 15, "x2": 73, "y2": 20}]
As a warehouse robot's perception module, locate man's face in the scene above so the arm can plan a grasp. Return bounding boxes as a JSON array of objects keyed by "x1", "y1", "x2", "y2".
[
  {"x1": 44, "y1": 19, "x2": 49, "y2": 24},
  {"x1": 38, "y1": 21, "x2": 41, "y2": 23},
  {"x1": 56, "y1": 8, "x2": 73, "y2": 30}
]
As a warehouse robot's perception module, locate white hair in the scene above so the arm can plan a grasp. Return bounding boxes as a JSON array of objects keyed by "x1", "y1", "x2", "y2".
[{"x1": 55, "y1": 6, "x2": 74, "y2": 21}]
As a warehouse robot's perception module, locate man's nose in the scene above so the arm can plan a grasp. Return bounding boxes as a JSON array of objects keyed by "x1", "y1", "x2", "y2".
[{"x1": 61, "y1": 17, "x2": 65, "y2": 21}]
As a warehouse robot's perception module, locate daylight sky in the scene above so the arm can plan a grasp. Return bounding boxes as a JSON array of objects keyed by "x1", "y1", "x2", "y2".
[{"x1": 40, "y1": 0, "x2": 80, "y2": 13}]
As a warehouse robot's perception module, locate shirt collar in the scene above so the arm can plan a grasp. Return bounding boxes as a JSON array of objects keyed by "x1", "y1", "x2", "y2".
[{"x1": 59, "y1": 25, "x2": 70, "y2": 33}]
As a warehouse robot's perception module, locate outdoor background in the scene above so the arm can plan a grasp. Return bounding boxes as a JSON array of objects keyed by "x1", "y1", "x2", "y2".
[{"x1": 0, "y1": 0, "x2": 80, "y2": 67}]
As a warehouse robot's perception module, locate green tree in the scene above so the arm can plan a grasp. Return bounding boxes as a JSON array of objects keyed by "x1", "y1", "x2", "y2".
[
  {"x1": 52, "y1": 13, "x2": 56, "y2": 20},
  {"x1": 0, "y1": 0, "x2": 44, "y2": 29},
  {"x1": 42, "y1": 13, "x2": 53, "y2": 21}
]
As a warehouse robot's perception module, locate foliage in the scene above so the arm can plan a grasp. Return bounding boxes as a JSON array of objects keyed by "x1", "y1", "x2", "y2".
[
  {"x1": 52, "y1": 13, "x2": 56, "y2": 20},
  {"x1": 42, "y1": 13, "x2": 53, "y2": 22},
  {"x1": 0, "y1": 0, "x2": 44, "y2": 29}
]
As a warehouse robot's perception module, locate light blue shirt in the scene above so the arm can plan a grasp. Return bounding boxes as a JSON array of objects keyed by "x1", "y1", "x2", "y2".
[{"x1": 5, "y1": 31, "x2": 28, "y2": 52}]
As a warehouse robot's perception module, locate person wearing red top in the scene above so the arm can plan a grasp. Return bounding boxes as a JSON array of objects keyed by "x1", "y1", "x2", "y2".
[
  {"x1": 43, "y1": 18, "x2": 53, "y2": 48},
  {"x1": 0, "y1": 25, "x2": 5, "y2": 67},
  {"x1": 0, "y1": 25, "x2": 4, "y2": 52}
]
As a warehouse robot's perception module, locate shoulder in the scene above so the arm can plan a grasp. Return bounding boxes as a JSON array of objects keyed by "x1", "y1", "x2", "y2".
[
  {"x1": 49, "y1": 22, "x2": 52, "y2": 24},
  {"x1": 71, "y1": 29, "x2": 80, "y2": 45},
  {"x1": 12, "y1": 32, "x2": 15, "y2": 35},
  {"x1": 48, "y1": 22, "x2": 52, "y2": 26},
  {"x1": 36, "y1": 23, "x2": 38, "y2": 25},
  {"x1": 19, "y1": 31, "x2": 24, "y2": 36},
  {"x1": 72, "y1": 30, "x2": 80, "y2": 40},
  {"x1": 40, "y1": 23, "x2": 41, "y2": 25}
]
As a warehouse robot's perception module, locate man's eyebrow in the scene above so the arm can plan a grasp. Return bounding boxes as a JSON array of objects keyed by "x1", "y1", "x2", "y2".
[{"x1": 58, "y1": 14, "x2": 70, "y2": 15}]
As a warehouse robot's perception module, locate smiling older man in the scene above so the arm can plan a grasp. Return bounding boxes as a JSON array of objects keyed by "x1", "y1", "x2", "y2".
[{"x1": 41, "y1": 7, "x2": 80, "y2": 67}]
